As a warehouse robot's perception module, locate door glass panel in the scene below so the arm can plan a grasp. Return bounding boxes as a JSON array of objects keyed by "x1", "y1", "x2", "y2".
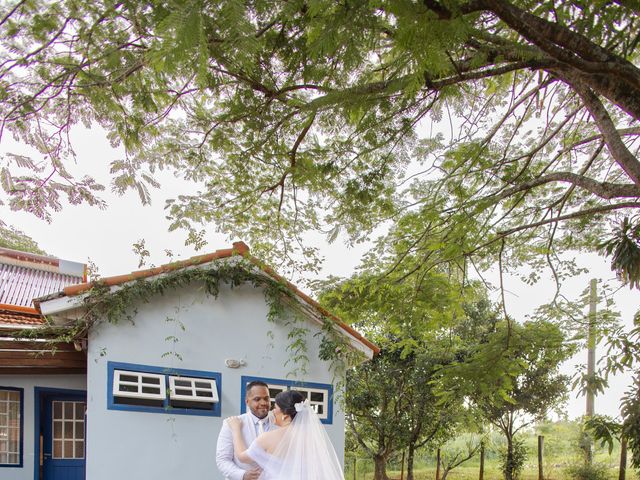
[
  {"x1": 64, "y1": 440, "x2": 73, "y2": 457},
  {"x1": 64, "y1": 422, "x2": 74, "y2": 438},
  {"x1": 53, "y1": 421, "x2": 62, "y2": 438},
  {"x1": 74, "y1": 441, "x2": 84, "y2": 458},
  {"x1": 53, "y1": 440, "x2": 63, "y2": 458},
  {"x1": 52, "y1": 401, "x2": 86, "y2": 459},
  {"x1": 75, "y1": 422, "x2": 84, "y2": 439}
]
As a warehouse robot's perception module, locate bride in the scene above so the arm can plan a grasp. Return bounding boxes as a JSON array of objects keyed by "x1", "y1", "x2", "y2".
[{"x1": 226, "y1": 390, "x2": 345, "y2": 480}]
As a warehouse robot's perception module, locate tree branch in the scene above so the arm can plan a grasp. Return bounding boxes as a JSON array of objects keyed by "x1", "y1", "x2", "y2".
[
  {"x1": 0, "y1": 0, "x2": 26, "y2": 27},
  {"x1": 489, "y1": 172, "x2": 640, "y2": 202},
  {"x1": 484, "y1": 0, "x2": 640, "y2": 88},
  {"x1": 571, "y1": 83, "x2": 640, "y2": 186},
  {"x1": 496, "y1": 202, "x2": 640, "y2": 237}
]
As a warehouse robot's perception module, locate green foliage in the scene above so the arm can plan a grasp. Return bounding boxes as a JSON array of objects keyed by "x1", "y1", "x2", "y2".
[
  {"x1": 439, "y1": 319, "x2": 573, "y2": 480},
  {"x1": 599, "y1": 217, "x2": 640, "y2": 289},
  {"x1": 0, "y1": 224, "x2": 47, "y2": 254},
  {"x1": 348, "y1": 419, "x2": 629, "y2": 480},
  {"x1": 566, "y1": 463, "x2": 610, "y2": 480},
  {"x1": 1, "y1": 0, "x2": 639, "y2": 281},
  {"x1": 440, "y1": 320, "x2": 573, "y2": 420},
  {"x1": 621, "y1": 374, "x2": 640, "y2": 469},
  {"x1": 318, "y1": 244, "x2": 500, "y2": 479},
  {"x1": 585, "y1": 415, "x2": 623, "y2": 456},
  {"x1": 591, "y1": 315, "x2": 640, "y2": 470}
]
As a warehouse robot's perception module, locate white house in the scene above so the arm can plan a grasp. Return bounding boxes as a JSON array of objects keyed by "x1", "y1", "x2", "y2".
[{"x1": 0, "y1": 242, "x2": 378, "y2": 480}]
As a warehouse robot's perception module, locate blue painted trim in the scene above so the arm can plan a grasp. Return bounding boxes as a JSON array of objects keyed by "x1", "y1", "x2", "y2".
[
  {"x1": 107, "y1": 361, "x2": 222, "y2": 417},
  {"x1": 33, "y1": 387, "x2": 87, "y2": 480},
  {"x1": 0, "y1": 386, "x2": 23, "y2": 468},
  {"x1": 240, "y1": 375, "x2": 334, "y2": 425}
]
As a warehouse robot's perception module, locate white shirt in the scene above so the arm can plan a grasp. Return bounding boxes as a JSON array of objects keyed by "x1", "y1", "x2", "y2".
[{"x1": 216, "y1": 412, "x2": 274, "y2": 480}]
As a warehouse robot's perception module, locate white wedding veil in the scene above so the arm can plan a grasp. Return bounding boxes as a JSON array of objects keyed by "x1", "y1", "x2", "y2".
[{"x1": 261, "y1": 399, "x2": 345, "y2": 480}]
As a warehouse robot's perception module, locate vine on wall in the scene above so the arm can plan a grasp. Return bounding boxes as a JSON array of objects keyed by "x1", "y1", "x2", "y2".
[{"x1": 28, "y1": 258, "x2": 364, "y2": 379}]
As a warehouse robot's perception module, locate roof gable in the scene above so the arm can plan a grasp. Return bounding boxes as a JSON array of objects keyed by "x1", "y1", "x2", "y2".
[{"x1": 37, "y1": 242, "x2": 379, "y2": 357}]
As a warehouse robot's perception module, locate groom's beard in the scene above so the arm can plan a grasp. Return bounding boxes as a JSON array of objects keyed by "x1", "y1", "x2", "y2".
[{"x1": 252, "y1": 406, "x2": 269, "y2": 419}]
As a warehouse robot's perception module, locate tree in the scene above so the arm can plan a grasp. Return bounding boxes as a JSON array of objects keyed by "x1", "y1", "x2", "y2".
[
  {"x1": 1, "y1": 0, "x2": 639, "y2": 281},
  {"x1": 439, "y1": 437, "x2": 483, "y2": 480},
  {"x1": 593, "y1": 314, "x2": 640, "y2": 471},
  {"x1": 319, "y1": 255, "x2": 498, "y2": 480},
  {"x1": 440, "y1": 319, "x2": 574, "y2": 480},
  {"x1": 0, "y1": 224, "x2": 46, "y2": 254},
  {"x1": 320, "y1": 270, "x2": 465, "y2": 480},
  {"x1": 585, "y1": 415, "x2": 628, "y2": 480},
  {"x1": 344, "y1": 345, "x2": 455, "y2": 480}
]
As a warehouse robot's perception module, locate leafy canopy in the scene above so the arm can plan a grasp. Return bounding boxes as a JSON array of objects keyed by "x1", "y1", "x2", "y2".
[
  {"x1": 0, "y1": 224, "x2": 47, "y2": 254},
  {"x1": 1, "y1": 0, "x2": 640, "y2": 280}
]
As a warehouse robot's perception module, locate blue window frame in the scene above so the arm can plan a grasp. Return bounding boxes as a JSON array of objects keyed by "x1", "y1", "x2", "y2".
[
  {"x1": 107, "y1": 361, "x2": 222, "y2": 417},
  {"x1": 0, "y1": 386, "x2": 23, "y2": 468},
  {"x1": 241, "y1": 376, "x2": 333, "y2": 424}
]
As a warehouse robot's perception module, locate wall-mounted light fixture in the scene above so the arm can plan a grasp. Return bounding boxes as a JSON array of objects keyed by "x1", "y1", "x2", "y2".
[{"x1": 225, "y1": 358, "x2": 246, "y2": 368}]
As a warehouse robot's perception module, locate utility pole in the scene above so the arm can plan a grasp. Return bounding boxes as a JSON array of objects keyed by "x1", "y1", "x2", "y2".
[{"x1": 586, "y1": 278, "x2": 597, "y2": 463}]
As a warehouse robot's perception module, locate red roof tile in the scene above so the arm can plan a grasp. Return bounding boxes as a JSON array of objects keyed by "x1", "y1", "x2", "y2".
[{"x1": 0, "y1": 308, "x2": 44, "y2": 326}]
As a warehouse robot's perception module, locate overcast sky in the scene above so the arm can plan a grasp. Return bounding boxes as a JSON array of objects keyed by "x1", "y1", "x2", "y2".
[{"x1": 1, "y1": 125, "x2": 638, "y2": 422}]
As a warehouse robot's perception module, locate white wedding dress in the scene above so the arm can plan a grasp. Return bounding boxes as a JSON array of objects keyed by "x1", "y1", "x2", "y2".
[{"x1": 246, "y1": 400, "x2": 345, "y2": 480}]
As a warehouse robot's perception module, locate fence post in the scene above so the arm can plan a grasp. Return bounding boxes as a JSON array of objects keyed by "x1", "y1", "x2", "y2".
[
  {"x1": 479, "y1": 441, "x2": 485, "y2": 480},
  {"x1": 538, "y1": 435, "x2": 544, "y2": 480}
]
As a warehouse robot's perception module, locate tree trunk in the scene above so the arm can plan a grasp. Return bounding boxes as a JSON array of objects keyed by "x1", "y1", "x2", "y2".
[
  {"x1": 538, "y1": 435, "x2": 544, "y2": 480},
  {"x1": 373, "y1": 455, "x2": 390, "y2": 480},
  {"x1": 479, "y1": 441, "x2": 485, "y2": 480},
  {"x1": 436, "y1": 448, "x2": 441, "y2": 480},
  {"x1": 505, "y1": 436, "x2": 514, "y2": 480},
  {"x1": 407, "y1": 444, "x2": 415, "y2": 480},
  {"x1": 401, "y1": 450, "x2": 405, "y2": 480},
  {"x1": 619, "y1": 437, "x2": 628, "y2": 480}
]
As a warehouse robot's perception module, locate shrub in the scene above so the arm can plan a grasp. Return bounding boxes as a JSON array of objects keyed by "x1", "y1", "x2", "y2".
[
  {"x1": 499, "y1": 438, "x2": 528, "y2": 480},
  {"x1": 566, "y1": 462, "x2": 610, "y2": 480}
]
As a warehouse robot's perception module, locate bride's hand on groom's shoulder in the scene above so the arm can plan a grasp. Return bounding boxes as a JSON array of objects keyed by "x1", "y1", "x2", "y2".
[{"x1": 225, "y1": 416, "x2": 243, "y2": 430}]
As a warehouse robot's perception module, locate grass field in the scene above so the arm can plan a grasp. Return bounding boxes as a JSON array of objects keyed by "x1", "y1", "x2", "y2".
[
  {"x1": 345, "y1": 420, "x2": 636, "y2": 480},
  {"x1": 347, "y1": 463, "x2": 636, "y2": 480}
]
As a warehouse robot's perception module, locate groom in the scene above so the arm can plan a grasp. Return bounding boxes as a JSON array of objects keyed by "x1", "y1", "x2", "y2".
[{"x1": 216, "y1": 380, "x2": 275, "y2": 480}]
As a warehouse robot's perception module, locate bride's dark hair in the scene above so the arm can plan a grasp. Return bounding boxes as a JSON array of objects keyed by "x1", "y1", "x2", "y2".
[{"x1": 274, "y1": 390, "x2": 305, "y2": 419}]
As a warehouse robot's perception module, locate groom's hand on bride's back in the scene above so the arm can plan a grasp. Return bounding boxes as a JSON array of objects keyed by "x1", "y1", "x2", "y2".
[{"x1": 243, "y1": 468, "x2": 262, "y2": 480}]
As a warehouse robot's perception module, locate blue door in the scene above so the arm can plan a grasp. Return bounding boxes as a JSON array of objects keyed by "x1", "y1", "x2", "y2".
[{"x1": 42, "y1": 393, "x2": 86, "y2": 480}]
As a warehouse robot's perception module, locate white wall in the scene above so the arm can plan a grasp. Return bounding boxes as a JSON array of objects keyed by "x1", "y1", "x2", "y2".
[
  {"x1": 86, "y1": 280, "x2": 345, "y2": 480},
  {"x1": 0, "y1": 374, "x2": 86, "y2": 480}
]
